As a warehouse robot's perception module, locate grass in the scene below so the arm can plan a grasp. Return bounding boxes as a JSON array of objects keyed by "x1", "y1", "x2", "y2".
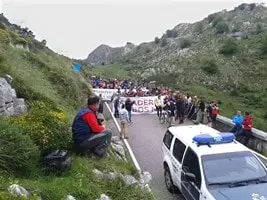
[
  {"x1": 91, "y1": 63, "x2": 133, "y2": 79},
  {"x1": 0, "y1": 23, "x2": 153, "y2": 199},
  {"x1": 0, "y1": 154, "x2": 153, "y2": 200}
]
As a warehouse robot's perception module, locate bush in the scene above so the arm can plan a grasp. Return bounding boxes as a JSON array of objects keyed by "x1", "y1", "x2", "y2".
[
  {"x1": 215, "y1": 22, "x2": 229, "y2": 34},
  {"x1": 264, "y1": 112, "x2": 267, "y2": 119},
  {"x1": 256, "y1": 24, "x2": 263, "y2": 35},
  {"x1": 14, "y1": 37, "x2": 28, "y2": 46},
  {"x1": 166, "y1": 30, "x2": 172, "y2": 38},
  {"x1": 161, "y1": 38, "x2": 167, "y2": 47},
  {"x1": 261, "y1": 33, "x2": 267, "y2": 55},
  {"x1": 180, "y1": 39, "x2": 192, "y2": 49},
  {"x1": 0, "y1": 29, "x2": 10, "y2": 44},
  {"x1": 201, "y1": 57, "x2": 218, "y2": 74},
  {"x1": 194, "y1": 22, "x2": 203, "y2": 34},
  {"x1": 0, "y1": 121, "x2": 39, "y2": 175},
  {"x1": 154, "y1": 37, "x2": 160, "y2": 44},
  {"x1": 212, "y1": 16, "x2": 223, "y2": 27},
  {"x1": 219, "y1": 38, "x2": 238, "y2": 55},
  {"x1": 8, "y1": 101, "x2": 71, "y2": 153}
]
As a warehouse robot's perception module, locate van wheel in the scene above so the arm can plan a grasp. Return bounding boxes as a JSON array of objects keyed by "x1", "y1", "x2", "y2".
[{"x1": 164, "y1": 166, "x2": 179, "y2": 194}]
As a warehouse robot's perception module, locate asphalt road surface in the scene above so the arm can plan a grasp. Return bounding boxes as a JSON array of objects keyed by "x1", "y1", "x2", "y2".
[{"x1": 116, "y1": 112, "x2": 193, "y2": 200}]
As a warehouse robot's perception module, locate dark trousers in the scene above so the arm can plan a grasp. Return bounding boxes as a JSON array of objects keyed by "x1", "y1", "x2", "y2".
[
  {"x1": 155, "y1": 106, "x2": 162, "y2": 117},
  {"x1": 79, "y1": 130, "x2": 112, "y2": 157},
  {"x1": 114, "y1": 106, "x2": 119, "y2": 118},
  {"x1": 230, "y1": 125, "x2": 243, "y2": 135},
  {"x1": 237, "y1": 129, "x2": 252, "y2": 146}
]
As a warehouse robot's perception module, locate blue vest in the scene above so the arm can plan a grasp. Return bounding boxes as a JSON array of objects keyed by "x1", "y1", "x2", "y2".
[{"x1": 72, "y1": 107, "x2": 94, "y2": 144}]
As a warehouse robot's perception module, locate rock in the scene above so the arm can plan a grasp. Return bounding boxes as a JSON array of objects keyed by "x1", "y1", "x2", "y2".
[
  {"x1": 8, "y1": 184, "x2": 30, "y2": 198},
  {"x1": 140, "y1": 171, "x2": 152, "y2": 184},
  {"x1": 92, "y1": 169, "x2": 104, "y2": 179},
  {"x1": 66, "y1": 195, "x2": 76, "y2": 200},
  {"x1": 5, "y1": 74, "x2": 13, "y2": 84},
  {"x1": 122, "y1": 175, "x2": 138, "y2": 186},
  {"x1": 100, "y1": 194, "x2": 111, "y2": 200},
  {"x1": 11, "y1": 88, "x2": 16, "y2": 99},
  {"x1": 0, "y1": 78, "x2": 13, "y2": 103},
  {"x1": 13, "y1": 98, "x2": 27, "y2": 115},
  {"x1": 104, "y1": 172, "x2": 119, "y2": 181},
  {"x1": 111, "y1": 144, "x2": 126, "y2": 160},
  {"x1": 5, "y1": 102, "x2": 14, "y2": 116}
]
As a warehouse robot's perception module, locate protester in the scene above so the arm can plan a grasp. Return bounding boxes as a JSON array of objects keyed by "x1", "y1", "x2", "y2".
[
  {"x1": 119, "y1": 104, "x2": 130, "y2": 139},
  {"x1": 154, "y1": 94, "x2": 163, "y2": 118},
  {"x1": 196, "y1": 99, "x2": 206, "y2": 123},
  {"x1": 125, "y1": 97, "x2": 135, "y2": 123},
  {"x1": 230, "y1": 111, "x2": 243, "y2": 135},
  {"x1": 238, "y1": 112, "x2": 253, "y2": 146},
  {"x1": 206, "y1": 101, "x2": 219, "y2": 127},
  {"x1": 72, "y1": 95, "x2": 112, "y2": 158},
  {"x1": 175, "y1": 94, "x2": 186, "y2": 124},
  {"x1": 98, "y1": 94, "x2": 104, "y2": 114}
]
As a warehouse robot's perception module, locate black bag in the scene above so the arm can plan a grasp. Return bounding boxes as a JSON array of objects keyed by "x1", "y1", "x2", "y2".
[{"x1": 42, "y1": 150, "x2": 71, "y2": 174}]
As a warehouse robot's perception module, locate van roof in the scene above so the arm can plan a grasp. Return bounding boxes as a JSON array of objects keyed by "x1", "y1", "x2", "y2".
[{"x1": 168, "y1": 124, "x2": 249, "y2": 156}]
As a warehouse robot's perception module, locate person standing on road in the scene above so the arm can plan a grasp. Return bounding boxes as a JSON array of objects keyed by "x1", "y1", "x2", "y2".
[
  {"x1": 155, "y1": 94, "x2": 163, "y2": 118},
  {"x1": 125, "y1": 97, "x2": 135, "y2": 123},
  {"x1": 119, "y1": 104, "x2": 130, "y2": 139},
  {"x1": 239, "y1": 112, "x2": 253, "y2": 146},
  {"x1": 230, "y1": 111, "x2": 243, "y2": 135}
]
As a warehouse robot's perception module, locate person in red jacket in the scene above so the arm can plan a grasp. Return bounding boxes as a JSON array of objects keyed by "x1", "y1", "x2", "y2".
[
  {"x1": 72, "y1": 95, "x2": 112, "y2": 158},
  {"x1": 239, "y1": 112, "x2": 253, "y2": 146}
]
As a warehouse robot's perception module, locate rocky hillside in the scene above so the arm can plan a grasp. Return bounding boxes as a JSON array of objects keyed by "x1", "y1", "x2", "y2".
[
  {"x1": 86, "y1": 42, "x2": 135, "y2": 65},
  {"x1": 89, "y1": 3, "x2": 267, "y2": 131}
]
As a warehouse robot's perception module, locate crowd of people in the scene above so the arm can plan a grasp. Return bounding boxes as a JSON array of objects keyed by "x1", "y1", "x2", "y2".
[{"x1": 69, "y1": 76, "x2": 254, "y2": 160}]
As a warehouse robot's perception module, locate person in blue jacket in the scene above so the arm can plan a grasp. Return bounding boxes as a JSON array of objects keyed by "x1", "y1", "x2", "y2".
[{"x1": 230, "y1": 110, "x2": 243, "y2": 135}]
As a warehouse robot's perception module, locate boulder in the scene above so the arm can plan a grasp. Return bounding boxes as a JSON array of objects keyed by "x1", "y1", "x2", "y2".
[
  {"x1": 92, "y1": 169, "x2": 104, "y2": 179},
  {"x1": 100, "y1": 194, "x2": 111, "y2": 200},
  {"x1": 121, "y1": 175, "x2": 138, "y2": 186},
  {"x1": 66, "y1": 195, "x2": 76, "y2": 200},
  {"x1": 8, "y1": 184, "x2": 30, "y2": 198},
  {"x1": 0, "y1": 78, "x2": 13, "y2": 103}
]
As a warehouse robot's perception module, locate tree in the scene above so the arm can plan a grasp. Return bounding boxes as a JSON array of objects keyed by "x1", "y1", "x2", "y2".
[
  {"x1": 41, "y1": 39, "x2": 47, "y2": 46},
  {"x1": 212, "y1": 16, "x2": 223, "y2": 27},
  {"x1": 180, "y1": 39, "x2": 192, "y2": 49},
  {"x1": 261, "y1": 33, "x2": 267, "y2": 55},
  {"x1": 194, "y1": 22, "x2": 204, "y2": 34},
  {"x1": 215, "y1": 22, "x2": 229, "y2": 34},
  {"x1": 154, "y1": 37, "x2": 160, "y2": 44},
  {"x1": 219, "y1": 38, "x2": 238, "y2": 55},
  {"x1": 172, "y1": 30, "x2": 178, "y2": 38}
]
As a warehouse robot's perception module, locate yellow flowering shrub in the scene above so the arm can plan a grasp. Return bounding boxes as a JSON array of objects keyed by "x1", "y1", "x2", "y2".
[{"x1": 8, "y1": 101, "x2": 71, "y2": 153}]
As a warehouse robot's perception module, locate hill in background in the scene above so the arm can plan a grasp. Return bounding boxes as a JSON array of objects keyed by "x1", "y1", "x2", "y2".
[{"x1": 88, "y1": 3, "x2": 267, "y2": 131}]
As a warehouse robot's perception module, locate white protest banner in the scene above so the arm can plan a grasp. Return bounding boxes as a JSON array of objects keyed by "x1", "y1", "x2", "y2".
[
  {"x1": 120, "y1": 96, "x2": 165, "y2": 115},
  {"x1": 93, "y1": 88, "x2": 117, "y2": 100}
]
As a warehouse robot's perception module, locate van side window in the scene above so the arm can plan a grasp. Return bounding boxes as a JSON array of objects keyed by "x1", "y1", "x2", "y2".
[
  {"x1": 163, "y1": 130, "x2": 173, "y2": 149},
  {"x1": 182, "y1": 147, "x2": 202, "y2": 188},
  {"x1": 172, "y1": 138, "x2": 186, "y2": 163}
]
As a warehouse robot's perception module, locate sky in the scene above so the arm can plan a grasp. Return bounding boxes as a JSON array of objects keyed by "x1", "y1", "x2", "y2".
[{"x1": 1, "y1": 0, "x2": 266, "y2": 59}]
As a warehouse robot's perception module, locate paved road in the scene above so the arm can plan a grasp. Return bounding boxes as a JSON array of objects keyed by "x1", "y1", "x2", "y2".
[{"x1": 117, "y1": 112, "x2": 193, "y2": 200}]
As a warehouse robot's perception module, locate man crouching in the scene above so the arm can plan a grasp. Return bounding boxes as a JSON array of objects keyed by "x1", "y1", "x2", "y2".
[{"x1": 72, "y1": 95, "x2": 112, "y2": 158}]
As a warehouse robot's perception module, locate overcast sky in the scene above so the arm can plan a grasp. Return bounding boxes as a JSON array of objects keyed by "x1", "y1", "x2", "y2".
[{"x1": 1, "y1": 0, "x2": 266, "y2": 59}]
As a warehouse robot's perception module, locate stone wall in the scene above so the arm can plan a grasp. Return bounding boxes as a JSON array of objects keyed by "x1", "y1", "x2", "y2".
[
  {"x1": 0, "y1": 77, "x2": 27, "y2": 116},
  {"x1": 214, "y1": 115, "x2": 267, "y2": 155}
]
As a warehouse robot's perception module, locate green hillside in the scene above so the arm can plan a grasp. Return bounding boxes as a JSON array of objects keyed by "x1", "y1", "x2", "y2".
[
  {"x1": 0, "y1": 15, "x2": 152, "y2": 200},
  {"x1": 91, "y1": 3, "x2": 267, "y2": 131}
]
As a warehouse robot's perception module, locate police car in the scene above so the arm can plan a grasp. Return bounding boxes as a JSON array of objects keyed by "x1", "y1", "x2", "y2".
[{"x1": 162, "y1": 124, "x2": 267, "y2": 200}]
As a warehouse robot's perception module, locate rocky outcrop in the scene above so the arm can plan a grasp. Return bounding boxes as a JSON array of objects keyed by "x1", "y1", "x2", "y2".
[
  {"x1": 86, "y1": 43, "x2": 135, "y2": 66},
  {"x1": 0, "y1": 77, "x2": 27, "y2": 116}
]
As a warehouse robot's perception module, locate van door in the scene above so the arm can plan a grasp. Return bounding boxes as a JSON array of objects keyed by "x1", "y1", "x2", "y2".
[
  {"x1": 181, "y1": 147, "x2": 201, "y2": 200},
  {"x1": 171, "y1": 138, "x2": 186, "y2": 188}
]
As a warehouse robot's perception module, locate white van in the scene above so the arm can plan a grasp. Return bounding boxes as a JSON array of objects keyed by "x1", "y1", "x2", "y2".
[{"x1": 162, "y1": 124, "x2": 267, "y2": 200}]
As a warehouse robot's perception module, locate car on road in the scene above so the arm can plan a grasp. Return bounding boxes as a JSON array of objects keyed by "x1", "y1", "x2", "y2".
[{"x1": 162, "y1": 124, "x2": 267, "y2": 200}]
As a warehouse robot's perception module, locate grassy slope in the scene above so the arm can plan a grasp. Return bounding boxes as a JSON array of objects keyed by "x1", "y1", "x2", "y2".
[{"x1": 0, "y1": 25, "x2": 153, "y2": 199}]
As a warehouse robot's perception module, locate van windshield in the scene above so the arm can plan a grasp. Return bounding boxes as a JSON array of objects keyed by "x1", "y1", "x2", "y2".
[{"x1": 202, "y1": 151, "x2": 267, "y2": 185}]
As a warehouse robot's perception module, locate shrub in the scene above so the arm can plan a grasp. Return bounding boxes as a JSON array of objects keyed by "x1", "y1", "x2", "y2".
[
  {"x1": 194, "y1": 22, "x2": 204, "y2": 34},
  {"x1": 8, "y1": 101, "x2": 71, "y2": 153},
  {"x1": 154, "y1": 37, "x2": 160, "y2": 44},
  {"x1": 0, "y1": 121, "x2": 39, "y2": 175},
  {"x1": 207, "y1": 13, "x2": 217, "y2": 23},
  {"x1": 172, "y1": 30, "x2": 178, "y2": 38},
  {"x1": 261, "y1": 33, "x2": 267, "y2": 55},
  {"x1": 180, "y1": 39, "x2": 192, "y2": 49},
  {"x1": 201, "y1": 57, "x2": 218, "y2": 74},
  {"x1": 212, "y1": 16, "x2": 223, "y2": 27},
  {"x1": 219, "y1": 38, "x2": 238, "y2": 55},
  {"x1": 0, "y1": 29, "x2": 10, "y2": 44},
  {"x1": 264, "y1": 112, "x2": 267, "y2": 119},
  {"x1": 161, "y1": 38, "x2": 167, "y2": 47},
  {"x1": 256, "y1": 24, "x2": 263, "y2": 35},
  {"x1": 14, "y1": 37, "x2": 28, "y2": 46},
  {"x1": 215, "y1": 22, "x2": 229, "y2": 34},
  {"x1": 166, "y1": 30, "x2": 172, "y2": 38}
]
